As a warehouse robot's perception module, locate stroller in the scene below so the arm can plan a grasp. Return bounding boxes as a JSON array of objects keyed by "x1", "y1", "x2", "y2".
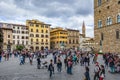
[{"x1": 41, "y1": 61, "x2": 48, "y2": 69}]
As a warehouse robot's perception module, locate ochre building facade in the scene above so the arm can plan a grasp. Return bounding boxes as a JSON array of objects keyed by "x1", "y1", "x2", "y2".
[
  {"x1": 50, "y1": 27, "x2": 68, "y2": 49},
  {"x1": 26, "y1": 19, "x2": 51, "y2": 51}
]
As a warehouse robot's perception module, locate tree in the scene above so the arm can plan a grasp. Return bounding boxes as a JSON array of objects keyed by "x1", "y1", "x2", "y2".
[{"x1": 16, "y1": 45, "x2": 24, "y2": 51}]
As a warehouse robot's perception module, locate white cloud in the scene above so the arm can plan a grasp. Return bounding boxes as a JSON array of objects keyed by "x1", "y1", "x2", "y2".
[{"x1": 0, "y1": 0, "x2": 94, "y2": 37}]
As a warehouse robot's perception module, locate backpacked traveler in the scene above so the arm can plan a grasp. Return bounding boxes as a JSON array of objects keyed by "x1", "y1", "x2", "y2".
[
  {"x1": 29, "y1": 53, "x2": 33, "y2": 65},
  {"x1": 48, "y1": 59, "x2": 54, "y2": 78}
]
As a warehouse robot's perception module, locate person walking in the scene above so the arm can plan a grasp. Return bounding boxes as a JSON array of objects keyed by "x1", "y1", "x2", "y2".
[
  {"x1": 84, "y1": 66, "x2": 90, "y2": 80},
  {"x1": 67, "y1": 58, "x2": 73, "y2": 75},
  {"x1": 37, "y1": 56, "x2": 41, "y2": 69},
  {"x1": 64, "y1": 57, "x2": 67, "y2": 69},
  {"x1": 87, "y1": 56, "x2": 90, "y2": 66},
  {"x1": 54, "y1": 55, "x2": 57, "y2": 64},
  {"x1": 94, "y1": 62, "x2": 101, "y2": 80},
  {"x1": 19, "y1": 54, "x2": 24, "y2": 65},
  {"x1": 48, "y1": 59, "x2": 54, "y2": 78},
  {"x1": 99, "y1": 65, "x2": 105, "y2": 80},
  {"x1": 109, "y1": 58, "x2": 115, "y2": 73},
  {"x1": 57, "y1": 59, "x2": 62, "y2": 72}
]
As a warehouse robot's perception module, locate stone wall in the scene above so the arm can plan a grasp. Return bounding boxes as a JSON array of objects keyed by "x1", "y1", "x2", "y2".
[{"x1": 94, "y1": 0, "x2": 120, "y2": 53}]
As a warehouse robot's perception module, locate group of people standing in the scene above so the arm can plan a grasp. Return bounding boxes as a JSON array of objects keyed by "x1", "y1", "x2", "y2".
[
  {"x1": 47, "y1": 50, "x2": 107, "y2": 80},
  {"x1": 103, "y1": 53, "x2": 120, "y2": 73}
]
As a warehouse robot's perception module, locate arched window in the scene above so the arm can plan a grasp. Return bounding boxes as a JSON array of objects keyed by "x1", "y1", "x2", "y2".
[
  {"x1": 109, "y1": 18, "x2": 112, "y2": 25},
  {"x1": 117, "y1": 15, "x2": 120, "y2": 23},
  {"x1": 36, "y1": 46, "x2": 39, "y2": 50},
  {"x1": 36, "y1": 29, "x2": 39, "y2": 32},
  {"x1": 30, "y1": 46, "x2": 34, "y2": 50},
  {"x1": 118, "y1": 1, "x2": 120, "y2": 4},
  {"x1": 36, "y1": 39, "x2": 38, "y2": 42},
  {"x1": 30, "y1": 34, "x2": 34, "y2": 37},
  {"x1": 46, "y1": 39, "x2": 48, "y2": 42},
  {"x1": 69, "y1": 40, "x2": 71, "y2": 44},
  {"x1": 46, "y1": 30, "x2": 48, "y2": 33},
  {"x1": 73, "y1": 40, "x2": 75, "y2": 44},
  {"x1": 31, "y1": 39, "x2": 33, "y2": 42},
  {"x1": 46, "y1": 35, "x2": 48, "y2": 38},
  {"x1": 36, "y1": 34, "x2": 39, "y2": 37},
  {"x1": 106, "y1": 17, "x2": 112, "y2": 25},
  {"x1": 41, "y1": 30, "x2": 44, "y2": 33},
  {"x1": 98, "y1": 20, "x2": 102, "y2": 28},
  {"x1": 45, "y1": 46, "x2": 48, "y2": 49},
  {"x1": 98, "y1": 0, "x2": 102, "y2": 6},
  {"x1": 31, "y1": 29, "x2": 33, "y2": 32},
  {"x1": 41, "y1": 35, "x2": 44, "y2": 38},
  {"x1": 41, "y1": 46, "x2": 44, "y2": 50}
]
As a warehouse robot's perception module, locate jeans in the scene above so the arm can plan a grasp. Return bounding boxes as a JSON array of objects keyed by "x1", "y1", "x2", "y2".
[
  {"x1": 67, "y1": 66, "x2": 72, "y2": 74},
  {"x1": 20, "y1": 60, "x2": 24, "y2": 65},
  {"x1": 94, "y1": 72, "x2": 99, "y2": 80},
  {"x1": 49, "y1": 70, "x2": 53, "y2": 78},
  {"x1": 0, "y1": 56, "x2": 1, "y2": 62},
  {"x1": 57, "y1": 66, "x2": 62, "y2": 72},
  {"x1": 110, "y1": 66, "x2": 115, "y2": 73}
]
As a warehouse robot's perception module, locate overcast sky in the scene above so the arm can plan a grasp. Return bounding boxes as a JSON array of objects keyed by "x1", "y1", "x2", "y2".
[{"x1": 0, "y1": 0, "x2": 94, "y2": 37}]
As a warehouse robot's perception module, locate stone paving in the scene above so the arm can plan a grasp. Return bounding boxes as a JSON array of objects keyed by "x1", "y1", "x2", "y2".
[{"x1": 0, "y1": 54, "x2": 119, "y2": 80}]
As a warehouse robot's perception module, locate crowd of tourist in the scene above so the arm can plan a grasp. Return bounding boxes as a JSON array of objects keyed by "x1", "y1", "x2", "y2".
[
  {"x1": 103, "y1": 53, "x2": 120, "y2": 73},
  {"x1": 0, "y1": 49, "x2": 120, "y2": 80}
]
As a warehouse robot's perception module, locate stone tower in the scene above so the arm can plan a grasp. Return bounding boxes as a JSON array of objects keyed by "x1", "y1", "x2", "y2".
[{"x1": 82, "y1": 21, "x2": 86, "y2": 38}]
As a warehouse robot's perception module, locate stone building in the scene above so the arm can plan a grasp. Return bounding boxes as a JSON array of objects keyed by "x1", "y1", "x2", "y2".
[
  {"x1": 0, "y1": 23, "x2": 13, "y2": 51},
  {"x1": 94, "y1": 0, "x2": 120, "y2": 53},
  {"x1": 66, "y1": 29, "x2": 80, "y2": 49}
]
